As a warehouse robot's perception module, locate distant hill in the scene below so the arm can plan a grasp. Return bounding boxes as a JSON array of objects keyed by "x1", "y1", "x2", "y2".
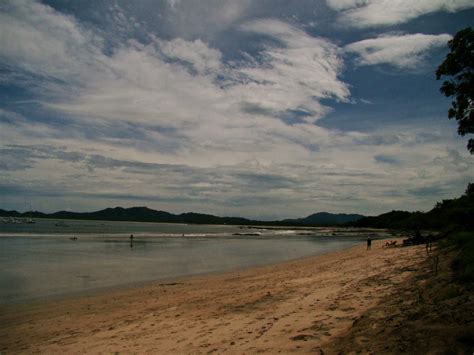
[
  {"x1": 49, "y1": 207, "x2": 175, "y2": 222},
  {"x1": 0, "y1": 206, "x2": 365, "y2": 226},
  {"x1": 47, "y1": 206, "x2": 254, "y2": 225},
  {"x1": 0, "y1": 206, "x2": 257, "y2": 225},
  {"x1": 284, "y1": 212, "x2": 364, "y2": 226},
  {"x1": 0, "y1": 209, "x2": 21, "y2": 217}
]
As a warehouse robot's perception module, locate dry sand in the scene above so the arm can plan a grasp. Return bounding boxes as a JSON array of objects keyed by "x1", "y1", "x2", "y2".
[{"x1": 0, "y1": 239, "x2": 428, "y2": 354}]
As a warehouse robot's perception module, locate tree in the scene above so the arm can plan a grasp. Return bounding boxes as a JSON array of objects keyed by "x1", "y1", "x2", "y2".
[
  {"x1": 436, "y1": 27, "x2": 474, "y2": 153},
  {"x1": 466, "y1": 182, "x2": 474, "y2": 199}
]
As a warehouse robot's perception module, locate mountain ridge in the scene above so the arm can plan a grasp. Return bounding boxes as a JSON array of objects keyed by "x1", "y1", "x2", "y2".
[
  {"x1": 0, "y1": 206, "x2": 364, "y2": 226},
  {"x1": 283, "y1": 212, "x2": 364, "y2": 225}
]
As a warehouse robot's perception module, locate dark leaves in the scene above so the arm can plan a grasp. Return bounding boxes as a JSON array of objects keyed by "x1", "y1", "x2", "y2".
[{"x1": 436, "y1": 27, "x2": 474, "y2": 153}]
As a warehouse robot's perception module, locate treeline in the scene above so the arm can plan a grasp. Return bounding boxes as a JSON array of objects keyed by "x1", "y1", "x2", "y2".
[{"x1": 349, "y1": 184, "x2": 474, "y2": 230}]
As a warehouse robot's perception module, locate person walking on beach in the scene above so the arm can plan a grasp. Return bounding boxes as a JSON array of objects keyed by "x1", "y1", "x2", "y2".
[{"x1": 367, "y1": 236, "x2": 372, "y2": 250}]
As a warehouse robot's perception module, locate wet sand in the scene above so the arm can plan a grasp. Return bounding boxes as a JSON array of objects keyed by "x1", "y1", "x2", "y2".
[{"x1": 0, "y1": 239, "x2": 427, "y2": 353}]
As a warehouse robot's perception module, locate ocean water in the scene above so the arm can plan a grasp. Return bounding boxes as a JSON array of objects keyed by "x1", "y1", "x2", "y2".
[{"x1": 0, "y1": 219, "x2": 386, "y2": 304}]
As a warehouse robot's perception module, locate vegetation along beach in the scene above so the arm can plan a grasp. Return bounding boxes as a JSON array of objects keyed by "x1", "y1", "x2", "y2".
[{"x1": 1, "y1": 0, "x2": 473, "y2": 353}]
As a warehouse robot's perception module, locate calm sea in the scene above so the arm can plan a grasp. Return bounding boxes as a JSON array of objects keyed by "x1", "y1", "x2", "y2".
[{"x1": 0, "y1": 219, "x2": 389, "y2": 304}]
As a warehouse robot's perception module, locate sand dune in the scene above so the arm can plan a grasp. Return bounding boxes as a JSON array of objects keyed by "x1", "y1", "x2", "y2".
[{"x1": 1, "y1": 239, "x2": 427, "y2": 353}]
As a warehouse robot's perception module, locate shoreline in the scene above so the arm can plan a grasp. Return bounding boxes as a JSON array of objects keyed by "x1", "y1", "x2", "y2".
[{"x1": 1, "y1": 238, "x2": 427, "y2": 353}]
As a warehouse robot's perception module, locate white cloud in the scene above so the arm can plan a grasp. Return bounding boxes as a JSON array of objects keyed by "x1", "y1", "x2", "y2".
[
  {"x1": 166, "y1": 0, "x2": 181, "y2": 11},
  {"x1": 326, "y1": 0, "x2": 474, "y2": 27},
  {"x1": 326, "y1": 0, "x2": 369, "y2": 11},
  {"x1": 158, "y1": 38, "x2": 222, "y2": 74},
  {"x1": 0, "y1": 0, "x2": 100, "y2": 77},
  {"x1": 162, "y1": 0, "x2": 251, "y2": 39},
  {"x1": 345, "y1": 33, "x2": 452, "y2": 69},
  {"x1": 236, "y1": 19, "x2": 350, "y2": 121}
]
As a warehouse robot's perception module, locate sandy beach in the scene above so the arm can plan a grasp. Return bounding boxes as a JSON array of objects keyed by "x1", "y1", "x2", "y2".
[{"x1": 0, "y1": 238, "x2": 428, "y2": 353}]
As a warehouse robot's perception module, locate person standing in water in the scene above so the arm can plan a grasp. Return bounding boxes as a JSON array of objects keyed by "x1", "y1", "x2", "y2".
[
  {"x1": 367, "y1": 236, "x2": 372, "y2": 250},
  {"x1": 130, "y1": 234, "x2": 134, "y2": 248}
]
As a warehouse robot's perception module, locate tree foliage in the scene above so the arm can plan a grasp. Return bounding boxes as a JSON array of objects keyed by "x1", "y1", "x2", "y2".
[{"x1": 436, "y1": 27, "x2": 474, "y2": 153}]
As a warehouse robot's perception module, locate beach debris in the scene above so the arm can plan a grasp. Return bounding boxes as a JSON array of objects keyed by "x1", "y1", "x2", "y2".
[
  {"x1": 290, "y1": 333, "x2": 315, "y2": 341},
  {"x1": 383, "y1": 240, "x2": 397, "y2": 248}
]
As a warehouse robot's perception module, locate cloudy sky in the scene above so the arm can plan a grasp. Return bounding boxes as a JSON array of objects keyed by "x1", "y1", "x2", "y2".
[{"x1": 0, "y1": 0, "x2": 473, "y2": 219}]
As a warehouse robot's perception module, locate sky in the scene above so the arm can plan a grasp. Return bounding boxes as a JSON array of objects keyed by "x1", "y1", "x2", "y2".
[{"x1": 0, "y1": 0, "x2": 473, "y2": 220}]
